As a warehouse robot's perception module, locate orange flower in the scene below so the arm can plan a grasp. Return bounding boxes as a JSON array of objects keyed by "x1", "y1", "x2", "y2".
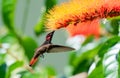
[
  {"x1": 45, "y1": 0, "x2": 120, "y2": 36},
  {"x1": 66, "y1": 19, "x2": 100, "y2": 37}
]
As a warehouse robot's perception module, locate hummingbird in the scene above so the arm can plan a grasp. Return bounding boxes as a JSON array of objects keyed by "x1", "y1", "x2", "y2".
[{"x1": 29, "y1": 31, "x2": 75, "y2": 66}]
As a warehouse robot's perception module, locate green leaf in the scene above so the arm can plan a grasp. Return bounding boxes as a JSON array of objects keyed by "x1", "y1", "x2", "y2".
[
  {"x1": 117, "y1": 51, "x2": 120, "y2": 78},
  {"x1": 34, "y1": 0, "x2": 57, "y2": 36},
  {"x1": 0, "y1": 63, "x2": 7, "y2": 78},
  {"x1": 21, "y1": 36, "x2": 38, "y2": 60},
  {"x1": 71, "y1": 45, "x2": 101, "y2": 75},
  {"x1": 5, "y1": 61, "x2": 23, "y2": 78},
  {"x1": 0, "y1": 32, "x2": 17, "y2": 44},
  {"x1": 101, "y1": 16, "x2": 120, "y2": 35},
  {"x1": 22, "y1": 72, "x2": 44, "y2": 78},
  {"x1": 69, "y1": 52, "x2": 76, "y2": 65},
  {"x1": 20, "y1": 67, "x2": 56, "y2": 78},
  {"x1": 82, "y1": 36, "x2": 94, "y2": 46},
  {"x1": 110, "y1": 17, "x2": 120, "y2": 35},
  {"x1": 0, "y1": 0, "x2": 2, "y2": 13},
  {"x1": 88, "y1": 64, "x2": 104, "y2": 78},
  {"x1": 117, "y1": 51, "x2": 120, "y2": 64},
  {"x1": 45, "y1": 66, "x2": 56, "y2": 76},
  {"x1": 2, "y1": 0, "x2": 17, "y2": 30},
  {"x1": 17, "y1": 71, "x2": 27, "y2": 78},
  {"x1": 21, "y1": 72, "x2": 40, "y2": 78},
  {"x1": 103, "y1": 47, "x2": 120, "y2": 78},
  {"x1": 98, "y1": 36, "x2": 120, "y2": 57},
  {"x1": 72, "y1": 45, "x2": 100, "y2": 67},
  {"x1": 89, "y1": 43, "x2": 120, "y2": 78},
  {"x1": 34, "y1": 13, "x2": 45, "y2": 36},
  {"x1": 20, "y1": 71, "x2": 48, "y2": 78},
  {"x1": 0, "y1": 54, "x2": 6, "y2": 65},
  {"x1": 45, "y1": 0, "x2": 57, "y2": 12}
]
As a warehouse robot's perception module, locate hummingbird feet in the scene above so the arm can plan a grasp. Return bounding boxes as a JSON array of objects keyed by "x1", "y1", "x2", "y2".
[{"x1": 40, "y1": 54, "x2": 44, "y2": 58}]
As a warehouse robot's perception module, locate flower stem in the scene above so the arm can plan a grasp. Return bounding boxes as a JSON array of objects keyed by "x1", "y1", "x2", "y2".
[
  {"x1": 7, "y1": 49, "x2": 19, "y2": 60},
  {"x1": 7, "y1": 49, "x2": 34, "y2": 73}
]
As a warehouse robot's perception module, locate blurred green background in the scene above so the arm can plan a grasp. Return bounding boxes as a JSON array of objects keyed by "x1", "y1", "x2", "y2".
[
  {"x1": 0, "y1": 0, "x2": 120, "y2": 78},
  {"x1": 0, "y1": 0, "x2": 72, "y2": 78},
  {"x1": 0, "y1": 0, "x2": 70, "y2": 73}
]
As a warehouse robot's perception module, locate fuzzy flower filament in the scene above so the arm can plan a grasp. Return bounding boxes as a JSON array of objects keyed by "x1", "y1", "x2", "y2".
[{"x1": 46, "y1": 0, "x2": 120, "y2": 37}]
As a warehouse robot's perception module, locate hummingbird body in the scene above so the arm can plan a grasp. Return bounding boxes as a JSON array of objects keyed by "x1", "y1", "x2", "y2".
[
  {"x1": 29, "y1": 31, "x2": 55, "y2": 66},
  {"x1": 33, "y1": 44, "x2": 51, "y2": 58},
  {"x1": 29, "y1": 31, "x2": 75, "y2": 66}
]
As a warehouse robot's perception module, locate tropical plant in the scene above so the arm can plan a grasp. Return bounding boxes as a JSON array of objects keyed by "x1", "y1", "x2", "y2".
[{"x1": 0, "y1": 0, "x2": 120, "y2": 78}]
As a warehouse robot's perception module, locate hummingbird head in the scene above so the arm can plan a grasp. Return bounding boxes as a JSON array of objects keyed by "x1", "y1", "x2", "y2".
[{"x1": 46, "y1": 31, "x2": 55, "y2": 41}]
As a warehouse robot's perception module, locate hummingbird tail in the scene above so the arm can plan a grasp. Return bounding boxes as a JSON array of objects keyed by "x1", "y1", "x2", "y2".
[{"x1": 29, "y1": 57, "x2": 38, "y2": 66}]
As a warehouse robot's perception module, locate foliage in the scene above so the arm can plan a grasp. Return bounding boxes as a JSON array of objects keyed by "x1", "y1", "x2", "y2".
[
  {"x1": 0, "y1": 0, "x2": 120, "y2": 78},
  {"x1": 34, "y1": 0, "x2": 57, "y2": 36}
]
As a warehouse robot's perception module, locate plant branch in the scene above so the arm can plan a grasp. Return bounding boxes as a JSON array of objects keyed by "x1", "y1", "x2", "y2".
[{"x1": 7, "y1": 49, "x2": 34, "y2": 73}]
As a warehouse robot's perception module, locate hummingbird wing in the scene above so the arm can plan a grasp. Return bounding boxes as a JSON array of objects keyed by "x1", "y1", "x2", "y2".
[{"x1": 47, "y1": 45, "x2": 75, "y2": 53}]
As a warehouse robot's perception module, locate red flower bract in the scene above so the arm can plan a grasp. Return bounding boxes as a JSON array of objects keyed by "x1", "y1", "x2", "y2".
[{"x1": 66, "y1": 19, "x2": 100, "y2": 37}]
